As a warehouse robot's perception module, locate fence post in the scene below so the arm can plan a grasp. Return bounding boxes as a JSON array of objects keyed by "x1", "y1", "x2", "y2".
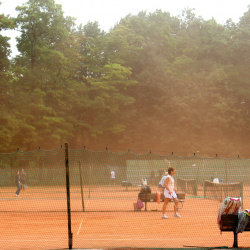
[
  {"x1": 65, "y1": 143, "x2": 73, "y2": 249},
  {"x1": 79, "y1": 160, "x2": 85, "y2": 211}
]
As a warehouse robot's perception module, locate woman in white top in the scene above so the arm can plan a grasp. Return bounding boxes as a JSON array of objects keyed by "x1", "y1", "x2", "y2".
[{"x1": 161, "y1": 167, "x2": 181, "y2": 219}]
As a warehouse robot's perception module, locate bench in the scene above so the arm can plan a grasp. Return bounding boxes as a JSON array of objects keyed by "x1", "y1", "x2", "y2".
[
  {"x1": 220, "y1": 214, "x2": 250, "y2": 248},
  {"x1": 138, "y1": 192, "x2": 185, "y2": 211}
]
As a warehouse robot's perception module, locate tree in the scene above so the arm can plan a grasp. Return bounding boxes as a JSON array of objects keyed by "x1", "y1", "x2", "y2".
[
  {"x1": 77, "y1": 21, "x2": 107, "y2": 80},
  {"x1": 0, "y1": 2, "x2": 15, "y2": 71},
  {"x1": 15, "y1": 0, "x2": 76, "y2": 70},
  {"x1": 70, "y1": 62, "x2": 137, "y2": 146},
  {"x1": 7, "y1": 0, "x2": 78, "y2": 150},
  {"x1": 0, "y1": 2, "x2": 17, "y2": 152},
  {"x1": 230, "y1": 6, "x2": 250, "y2": 129},
  {"x1": 1, "y1": 3, "x2": 250, "y2": 155},
  {"x1": 105, "y1": 10, "x2": 178, "y2": 149}
]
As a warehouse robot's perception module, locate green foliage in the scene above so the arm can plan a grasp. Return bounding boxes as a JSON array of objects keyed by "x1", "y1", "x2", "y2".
[
  {"x1": 0, "y1": 3, "x2": 15, "y2": 71},
  {"x1": 1, "y1": 2, "x2": 250, "y2": 156}
]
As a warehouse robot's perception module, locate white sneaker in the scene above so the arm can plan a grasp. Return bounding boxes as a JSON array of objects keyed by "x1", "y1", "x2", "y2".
[
  {"x1": 14, "y1": 194, "x2": 19, "y2": 196},
  {"x1": 173, "y1": 213, "x2": 181, "y2": 218},
  {"x1": 161, "y1": 214, "x2": 168, "y2": 219}
]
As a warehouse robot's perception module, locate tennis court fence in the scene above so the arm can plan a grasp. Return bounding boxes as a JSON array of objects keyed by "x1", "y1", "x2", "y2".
[{"x1": 0, "y1": 144, "x2": 249, "y2": 213}]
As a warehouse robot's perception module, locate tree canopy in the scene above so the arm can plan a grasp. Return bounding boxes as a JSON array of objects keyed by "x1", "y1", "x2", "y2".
[{"x1": 1, "y1": 0, "x2": 250, "y2": 156}]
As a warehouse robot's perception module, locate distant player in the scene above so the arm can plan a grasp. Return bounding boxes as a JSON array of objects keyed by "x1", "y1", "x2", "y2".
[
  {"x1": 110, "y1": 170, "x2": 115, "y2": 186},
  {"x1": 15, "y1": 171, "x2": 22, "y2": 196},
  {"x1": 20, "y1": 169, "x2": 27, "y2": 190},
  {"x1": 161, "y1": 167, "x2": 181, "y2": 219}
]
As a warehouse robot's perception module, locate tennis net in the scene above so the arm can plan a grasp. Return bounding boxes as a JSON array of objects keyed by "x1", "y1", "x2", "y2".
[
  {"x1": 177, "y1": 177, "x2": 197, "y2": 196},
  {"x1": 204, "y1": 180, "x2": 243, "y2": 202}
]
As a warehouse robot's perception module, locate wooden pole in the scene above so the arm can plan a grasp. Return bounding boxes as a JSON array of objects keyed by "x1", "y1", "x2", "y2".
[
  {"x1": 65, "y1": 143, "x2": 73, "y2": 249},
  {"x1": 79, "y1": 161, "x2": 85, "y2": 211}
]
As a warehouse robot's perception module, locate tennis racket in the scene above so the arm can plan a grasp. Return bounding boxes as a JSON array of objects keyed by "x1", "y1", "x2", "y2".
[{"x1": 172, "y1": 195, "x2": 183, "y2": 211}]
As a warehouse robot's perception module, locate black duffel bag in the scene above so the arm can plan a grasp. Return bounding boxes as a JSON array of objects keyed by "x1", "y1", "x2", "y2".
[{"x1": 140, "y1": 185, "x2": 151, "y2": 194}]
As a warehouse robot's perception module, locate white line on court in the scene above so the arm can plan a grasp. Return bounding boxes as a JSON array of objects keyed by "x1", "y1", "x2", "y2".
[
  {"x1": 77, "y1": 218, "x2": 84, "y2": 235},
  {"x1": 77, "y1": 199, "x2": 90, "y2": 235}
]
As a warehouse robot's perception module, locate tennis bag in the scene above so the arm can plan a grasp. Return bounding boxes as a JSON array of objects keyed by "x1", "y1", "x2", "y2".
[
  {"x1": 217, "y1": 197, "x2": 242, "y2": 229},
  {"x1": 140, "y1": 185, "x2": 151, "y2": 194},
  {"x1": 137, "y1": 199, "x2": 144, "y2": 209},
  {"x1": 235, "y1": 209, "x2": 250, "y2": 234}
]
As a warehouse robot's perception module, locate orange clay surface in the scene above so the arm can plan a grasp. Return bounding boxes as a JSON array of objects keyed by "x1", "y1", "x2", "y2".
[{"x1": 1, "y1": 186, "x2": 250, "y2": 250}]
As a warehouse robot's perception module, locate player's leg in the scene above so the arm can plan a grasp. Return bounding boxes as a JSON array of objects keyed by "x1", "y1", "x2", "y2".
[
  {"x1": 173, "y1": 198, "x2": 181, "y2": 217},
  {"x1": 162, "y1": 198, "x2": 169, "y2": 219},
  {"x1": 15, "y1": 183, "x2": 21, "y2": 196},
  {"x1": 173, "y1": 198, "x2": 178, "y2": 213},
  {"x1": 171, "y1": 191, "x2": 181, "y2": 217}
]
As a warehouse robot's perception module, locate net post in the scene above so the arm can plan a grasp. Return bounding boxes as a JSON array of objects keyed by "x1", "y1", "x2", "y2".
[
  {"x1": 65, "y1": 143, "x2": 73, "y2": 249},
  {"x1": 79, "y1": 160, "x2": 85, "y2": 211},
  {"x1": 241, "y1": 182, "x2": 244, "y2": 209},
  {"x1": 204, "y1": 181, "x2": 206, "y2": 199},
  {"x1": 195, "y1": 179, "x2": 198, "y2": 196}
]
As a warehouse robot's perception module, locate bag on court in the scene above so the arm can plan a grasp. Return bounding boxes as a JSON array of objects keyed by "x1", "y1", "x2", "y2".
[
  {"x1": 217, "y1": 197, "x2": 242, "y2": 229},
  {"x1": 140, "y1": 185, "x2": 151, "y2": 194},
  {"x1": 235, "y1": 209, "x2": 250, "y2": 234},
  {"x1": 137, "y1": 199, "x2": 144, "y2": 209}
]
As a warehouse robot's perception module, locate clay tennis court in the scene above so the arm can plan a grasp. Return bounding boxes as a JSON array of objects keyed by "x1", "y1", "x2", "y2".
[{"x1": 1, "y1": 185, "x2": 250, "y2": 249}]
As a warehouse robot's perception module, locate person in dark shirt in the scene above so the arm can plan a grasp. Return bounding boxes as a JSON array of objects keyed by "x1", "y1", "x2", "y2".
[
  {"x1": 15, "y1": 171, "x2": 21, "y2": 196},
  {"x1": 20, "y1": 169, "x2": 27, "y2": 190}
]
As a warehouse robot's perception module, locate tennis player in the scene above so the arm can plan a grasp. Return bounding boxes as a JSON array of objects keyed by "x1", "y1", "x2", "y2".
[
  {"x1": 20, "y1": 169, "x2": 27, "y2": 190},
  {"x1": 14, "y1": 170, "x2": 22, "y2": 196},
  {"x1": 161, "y1": 167, "x2": 181, "y2": 219},
  {"x1": 110, "y1": 170, "x2": 115, "y2": 186}
]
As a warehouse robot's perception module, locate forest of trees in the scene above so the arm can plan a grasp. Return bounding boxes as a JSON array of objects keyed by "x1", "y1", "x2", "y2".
[{"x1": 1, "y1": 0, "x2": 250, "y2": 156}]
